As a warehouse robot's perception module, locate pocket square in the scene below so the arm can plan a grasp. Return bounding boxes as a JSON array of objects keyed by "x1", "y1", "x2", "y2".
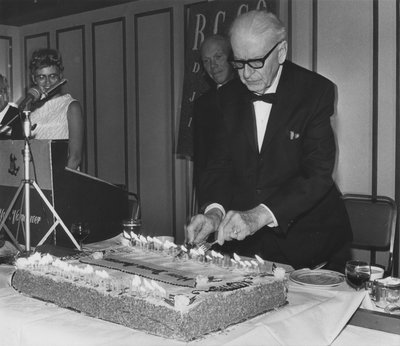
[{"x1": 289, "y1": 131, "x2": 300, "y2": 140}]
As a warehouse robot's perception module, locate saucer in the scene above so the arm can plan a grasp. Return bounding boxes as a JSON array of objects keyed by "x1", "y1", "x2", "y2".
[{"x1": 289, "y1": 269, "x2": 345, "y2": 288}]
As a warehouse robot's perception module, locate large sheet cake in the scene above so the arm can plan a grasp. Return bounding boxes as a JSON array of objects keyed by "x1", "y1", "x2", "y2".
[{"x1": 12, "y1": 243, "x2": 288, "y2": 341}]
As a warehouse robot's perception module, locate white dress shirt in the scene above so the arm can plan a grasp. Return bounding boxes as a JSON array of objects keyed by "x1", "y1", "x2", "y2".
[{"x1": 253, "y1": 65, "x2": 282, "y2": 151}]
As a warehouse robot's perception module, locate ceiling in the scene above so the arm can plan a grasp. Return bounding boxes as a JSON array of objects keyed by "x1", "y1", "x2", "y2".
[{"x1": 0, "y1": 0, "x2": 138, "y2": 26}]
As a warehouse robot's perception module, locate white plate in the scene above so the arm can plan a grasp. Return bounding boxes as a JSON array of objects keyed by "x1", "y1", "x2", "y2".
[{"x1": 289, "y1": 269, "x2": 345, "y2": 288}]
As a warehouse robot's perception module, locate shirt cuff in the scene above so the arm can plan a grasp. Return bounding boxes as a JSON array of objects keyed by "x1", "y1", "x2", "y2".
[
  {"x1": 204, "y1": 203, "x2": 226, "y2": 218},
  {"x1": 260, "y1": 204, "x2": 278, "y2": 227}
]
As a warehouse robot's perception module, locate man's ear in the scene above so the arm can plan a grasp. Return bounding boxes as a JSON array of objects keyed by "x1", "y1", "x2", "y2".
[
  {"x1": 278, "y1": 40, "x2": 288, "y2": 64},
  {"x1": 31, "y1": 74, "x2": 36, "y2": 85}
]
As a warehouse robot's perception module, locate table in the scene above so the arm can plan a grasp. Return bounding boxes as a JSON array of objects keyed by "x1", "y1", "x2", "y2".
[{"x1": 0, "y1": 240, "x2": 399, "y2": 346}]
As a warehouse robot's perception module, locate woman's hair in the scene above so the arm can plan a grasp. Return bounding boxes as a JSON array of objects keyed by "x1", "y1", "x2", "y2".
[{"x1": 29, "y1": 48, "x2": 64, "y2": 75}]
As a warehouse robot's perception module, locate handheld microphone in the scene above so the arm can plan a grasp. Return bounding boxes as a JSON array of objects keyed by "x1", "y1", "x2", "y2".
[
  {"x1": 18, "y1": 87, "x2": 42, "y2": 110},
  {"x1": 18, "y1": 79, "x2": 68, "y2": 111}
]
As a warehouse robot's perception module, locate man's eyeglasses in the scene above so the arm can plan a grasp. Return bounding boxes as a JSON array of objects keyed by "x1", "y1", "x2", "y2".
[
  {"x1": 229, "y1": 41, "x2": 282, "y2": 70},
  {"x1": 34, "y1": 74, "x2": 60, "y2": 84}
]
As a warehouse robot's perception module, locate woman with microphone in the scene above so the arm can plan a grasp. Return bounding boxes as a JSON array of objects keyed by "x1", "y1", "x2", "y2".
[{"x1": 29, "y1": 48, "x2": 84, "y2": 170}]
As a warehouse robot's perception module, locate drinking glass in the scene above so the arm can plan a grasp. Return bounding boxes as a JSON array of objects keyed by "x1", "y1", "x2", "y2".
[
  {"x1": 345, "y1": 260, "x2": 371, "y2": 290},
  {"x1": 71, "y1": 222, "x2": 90, "y2": 250}
]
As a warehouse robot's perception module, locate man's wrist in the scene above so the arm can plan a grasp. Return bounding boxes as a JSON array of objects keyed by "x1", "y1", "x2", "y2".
[
  {"x1": 204, "y1": 203, "x2": 225, "y2": 218},
  {"x1": 204, "y1": 206, "x2": 224, "y2": 230}
]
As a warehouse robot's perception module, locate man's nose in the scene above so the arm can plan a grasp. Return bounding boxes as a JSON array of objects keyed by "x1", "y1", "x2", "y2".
[
  {"x1": 44, "y1": 77, "x2": 52, "y2": 85},
  {"x1": 242, "y1": 64, "x2": 254, "y2": 78},
  {"x1": 210, "y1": 58, "x2": 219, "y2": 69}
]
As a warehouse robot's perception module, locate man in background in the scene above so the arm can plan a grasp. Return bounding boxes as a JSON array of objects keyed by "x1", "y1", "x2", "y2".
[
  {"x1": 193, "y1": 35, "x2": 245, "y2": 202},
  {"x1": 0, "y1": 74, "x2": 23, "y2": 140}
]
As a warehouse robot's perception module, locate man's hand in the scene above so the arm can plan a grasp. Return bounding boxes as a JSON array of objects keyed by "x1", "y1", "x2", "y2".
[
  {"x1": 217, "y1": 205, "x2": 272, "y2": 245},
  {"x1": 186, "y1": 208, "x2": 223, "y2": 245}
]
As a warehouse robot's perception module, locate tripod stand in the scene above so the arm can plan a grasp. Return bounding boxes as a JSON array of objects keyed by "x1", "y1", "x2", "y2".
[{"x1": 0, "y1": 111, "x2": 80, "y2": 253}]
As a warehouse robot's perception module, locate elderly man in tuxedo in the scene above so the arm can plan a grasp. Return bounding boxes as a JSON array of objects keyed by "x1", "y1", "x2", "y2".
[
  {"x1": 0, "y1": 74, "x2": 23, "y2": 140},
  {"x1": 187, "y1": 10, "x2": 352, "y2": 269},
  {"x1": 193, "y1": 34, "x2": 245, "y2": 196}
]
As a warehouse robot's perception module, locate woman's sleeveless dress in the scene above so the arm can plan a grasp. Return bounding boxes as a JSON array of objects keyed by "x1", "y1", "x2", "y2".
[{"x1": 30, "y1": 94, "x2": 75, "y2": 140}]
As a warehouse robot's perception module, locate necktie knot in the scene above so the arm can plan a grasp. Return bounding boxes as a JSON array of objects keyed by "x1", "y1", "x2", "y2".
[{"x1": 249, "y1": 93, "x2": 276, "y2": 104}]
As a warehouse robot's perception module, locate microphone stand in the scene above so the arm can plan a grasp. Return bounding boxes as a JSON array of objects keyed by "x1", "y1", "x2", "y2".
[{"x1": 0, "y1": 111, "x2": 80, "y2": 254}]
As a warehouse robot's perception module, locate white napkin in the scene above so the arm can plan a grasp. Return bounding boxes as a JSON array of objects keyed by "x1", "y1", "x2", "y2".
[{"x1": 256, "y1": 283, "x2": 367, "y2": 346}]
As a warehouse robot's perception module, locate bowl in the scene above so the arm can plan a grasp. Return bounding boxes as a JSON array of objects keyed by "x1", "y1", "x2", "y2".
[{"x1": 370, "y1": 266, "x2": 384, "y2": 281}]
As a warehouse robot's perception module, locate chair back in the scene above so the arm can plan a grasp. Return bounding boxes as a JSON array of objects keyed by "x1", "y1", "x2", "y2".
[{"x1": 342, "y1": 194, "x2": 397, "y2": 275}]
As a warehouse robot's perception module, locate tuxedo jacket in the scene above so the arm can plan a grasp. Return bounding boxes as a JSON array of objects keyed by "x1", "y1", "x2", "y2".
[
  {"x1": 0, "y1": 105, "x2": 23, "y2": 140},
  {"x1": 193, "y1": 77, "x2": 246, "y2": 192},
  {"x1": 200, "y1": 61, "x2": 352, "y2": 268}
]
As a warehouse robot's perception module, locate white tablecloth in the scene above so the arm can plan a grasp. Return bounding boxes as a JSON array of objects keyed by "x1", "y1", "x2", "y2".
[{"x1": 0, "y1": 264, "x2": 399, "y2": 346}]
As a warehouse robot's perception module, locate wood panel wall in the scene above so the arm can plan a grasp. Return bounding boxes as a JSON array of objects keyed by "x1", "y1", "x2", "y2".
[
  {"x1": 92, "y1": 18, "x2": 127, "y2": 184},
  {"x1": 0, "y1": 35, "x2": 12, "y2": 97},
  {"x1": 135, "y1": 9, "x2": 176, "y2": 237}
]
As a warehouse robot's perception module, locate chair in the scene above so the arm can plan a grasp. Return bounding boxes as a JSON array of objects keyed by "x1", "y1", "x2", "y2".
[{"x1": 341, "y1": 193, "x2": 397, "y2": 276}]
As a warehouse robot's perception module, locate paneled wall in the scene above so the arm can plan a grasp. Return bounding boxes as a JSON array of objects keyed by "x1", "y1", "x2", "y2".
[
  {"x1": 92, "y1": 18, "x2": 127, "y2": 184},
  {"x1": 289, "y1": 0, "x2": 399, "y2": 273},
  {"x1": 0, "y1": 0, "x2": 399, "y2": 272},
  {"x1": 135, "y1": 9, "x2": 176, "y2": 238},
  {"x1": 0, "y1": 35, "x2": 12, "y2": 94},
  {"x1": 0, "y1": 25, "x2": 21, "y2": 101},
  {"x1": 57, "y1": 26, "x2": 87, "y2": 168}
]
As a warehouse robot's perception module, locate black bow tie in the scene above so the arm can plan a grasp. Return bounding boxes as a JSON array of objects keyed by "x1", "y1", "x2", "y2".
[{"x1": 249, "y1": 93, "x2": 277, "y2": 104}]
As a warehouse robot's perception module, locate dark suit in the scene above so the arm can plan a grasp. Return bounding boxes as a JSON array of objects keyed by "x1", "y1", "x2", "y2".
[
  {"x1": 200, "y1": 61, "x2": 352, "y2": 269},
  {"x1": 193, "y1": 77, "x2": 245, "y2": 194},
  {"x1": 0, "y1": 104, "x2": 23, "y2": 140}
]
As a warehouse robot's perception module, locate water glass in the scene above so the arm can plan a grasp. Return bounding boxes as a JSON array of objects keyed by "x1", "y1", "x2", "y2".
[{"x1": 345, "y1": 260, "x2": 371, "y2": 290}]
